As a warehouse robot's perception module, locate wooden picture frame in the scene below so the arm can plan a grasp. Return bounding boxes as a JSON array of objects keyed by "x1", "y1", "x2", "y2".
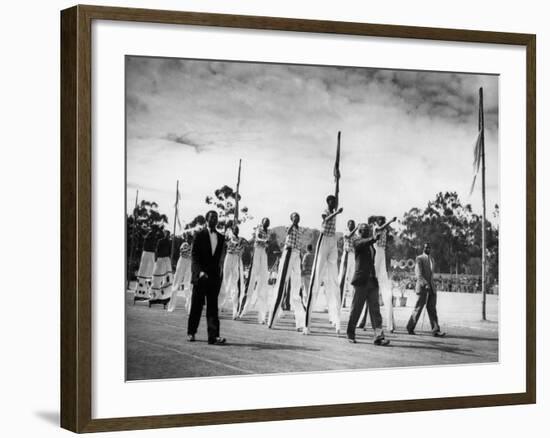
[{"x1": 60, "y1": 4, "x2": 536, "y2": 433}]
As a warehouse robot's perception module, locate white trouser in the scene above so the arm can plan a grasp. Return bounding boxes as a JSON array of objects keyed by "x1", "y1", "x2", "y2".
[
  {"x1": 220, "y1": 253, "x2": 244, "y2": 318},
  {"x1": 149, "y1": 257, "x2": 173, "y2": 301},
  {"x1": 268, "y1": 249, "x2": 305, "y2": 329},
  {"x1": 167, "y1": 256, "x2": 192, "y2": 312},
  {"x1": 338, "y1": 250, "x2": 356, "y2": 309},
  {"x1": 305, "y1": 234, "x2": 341, "y2": 329},
  {"x1": 134, "y1": 251, "x2": 155, "y2": 299},
  {"x1": 374, "y1": 246, "x2": 394, "y2": 330},
  {"x1": 240, "y1": 248, "x2": 269, "y2": 323}
]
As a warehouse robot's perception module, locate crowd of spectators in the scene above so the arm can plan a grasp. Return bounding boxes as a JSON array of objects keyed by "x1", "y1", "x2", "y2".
[{"x1": 391, "y1": 271, "x2": 498, "y2": 294}]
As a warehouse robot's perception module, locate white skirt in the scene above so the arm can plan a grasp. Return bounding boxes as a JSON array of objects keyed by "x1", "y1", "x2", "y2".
[
  {"x1": 149, "y1": 257, "x2": 173, "y2": 301},
  {"x1": 168, "y1": 256, "x2": 192, "y2": 312},
  {"x1": 134, "y1": 251, "x2": 155, "y2": 299}
]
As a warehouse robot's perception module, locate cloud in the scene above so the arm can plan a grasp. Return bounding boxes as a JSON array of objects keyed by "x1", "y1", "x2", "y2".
[{"x1": 163, "y1": 132, "x2": 208, "y2": 152}]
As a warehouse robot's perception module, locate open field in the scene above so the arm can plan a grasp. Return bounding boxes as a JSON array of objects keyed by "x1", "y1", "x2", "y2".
[{"x1": 126, "y1": 290, "x2": 498, "y2": 380}]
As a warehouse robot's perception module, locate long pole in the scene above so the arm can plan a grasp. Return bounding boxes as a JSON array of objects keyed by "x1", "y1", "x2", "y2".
[
  {"x1": 234, "y1": 159, "x2": 242, "y2": 229},
  {"x1": 479, "y1": 87, "x2": 487, "y2": 320},
  {"x1": 335, "y1": 131, "x2": 341, "y2": 208},
  {"x1": 171, "y1": 180, "x2": 179, "y2": 266},
  {"x1": 127, "y1": 189, "x2": 139, "y2": 289}
]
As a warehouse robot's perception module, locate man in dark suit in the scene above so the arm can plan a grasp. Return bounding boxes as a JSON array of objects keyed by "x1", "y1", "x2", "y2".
[
  {"x1": 406, "y1": 243, "x2": 446, "y2": 337},
  {"x1": 187, "y1": 210, "x2": 227, "y2": 345},
  {"x1": 346, "y1": 223, "x2": 389, "y2": 345}
]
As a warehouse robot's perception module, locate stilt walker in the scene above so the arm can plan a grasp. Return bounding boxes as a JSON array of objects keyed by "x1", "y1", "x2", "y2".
[
  {"x1": 166, "y1": 180, "x2": 184, "y2": 311},
  {"x1": 268, "y1": 213, "x2": 306, "y2": 330},
  {"x1": 339, "y1": 220, "x2": 358, "y2": 310},
  {"x1": 149, "y1": 229, "x2": 173, "y2": 308},
  {"x1": 168, "y1": 240, "x2": 192, "y2": 313},
  {"x1": 219, "y1": 226, "x2": 246, "y2": 318},
  {"x1": 304, "y1": 132, "x2": 344, "y2": 335},
  {"x1": 239, "y1": 217, "x2": 271, "y2": 323},
  {"x1": 219, "y1": 160, "x2": 246, "y2": 318},
  {"x1": 133, "y1": 225, "x2": 160, "y2": 304}
]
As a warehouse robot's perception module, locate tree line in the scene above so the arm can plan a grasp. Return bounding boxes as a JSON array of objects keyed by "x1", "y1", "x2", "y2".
[{"x1": 127, "y1": 188, "x2": 498, "y2": 286}]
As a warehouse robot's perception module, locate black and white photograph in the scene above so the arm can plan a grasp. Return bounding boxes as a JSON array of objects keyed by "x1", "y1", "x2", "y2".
[{"x1": 125, "y1": 56, "x2": 499, "y2": 381}]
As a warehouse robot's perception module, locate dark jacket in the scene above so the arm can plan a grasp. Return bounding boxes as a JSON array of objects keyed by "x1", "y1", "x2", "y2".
[
  {"x1": 143, "y1": 230, "x2": 160, "y2": 252},
  {"x1": 191, "y1": 227, "x2": 225, "y2": 285},
  {"x1": 415, "y1": 253, "x2": 436, "y2": 294},
  {"x1": 351, "y1": 237, "x2": 377, "y2": 286},
  {"x1": 155, "y1": 237, "x2": 171, "y2": 258}
]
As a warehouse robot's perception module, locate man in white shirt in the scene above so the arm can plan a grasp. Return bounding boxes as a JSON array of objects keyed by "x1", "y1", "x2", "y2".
[{"x1": 187, "y1": 211, "x2": 227, "y2": 345}]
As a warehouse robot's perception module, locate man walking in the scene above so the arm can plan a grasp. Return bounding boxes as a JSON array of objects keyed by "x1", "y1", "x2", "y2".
[
  {"x1": 187, "y1": 211, "x2": 227, "y2": 345},
  {"x1": 268, "y1": 212, "x2": 306, "y2": 331},
  {"x1": 372, "y1": 216, "x2": 397, "y2": 332},
  {"x1": 304, "y1": 195, "x2": 343, "y2": 335},
  {"x1": 346, "y1": 223, "x2": 389, "y2": 346},
  {"x1": 406, "y1": 243, "x2": 446, "y2": 337},
  {"x1": 239, "y1": 217, "x2": 271, "y2": 324}
]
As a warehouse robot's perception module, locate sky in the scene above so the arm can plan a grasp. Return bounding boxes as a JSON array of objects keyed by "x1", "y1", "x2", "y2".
[{"x1": 126, "y1": 56, "x2": 499, "y2": 238}]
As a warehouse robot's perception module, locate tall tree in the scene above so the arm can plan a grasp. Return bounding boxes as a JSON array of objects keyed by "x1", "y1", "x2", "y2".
[
  {"x1": 395, "y1": 191, "x2": 497, "y2": 277},
  {"x1": 132, "y1": 200, "x2": 169, "y2": 231},
  {"x1": 205, "y1": 185, "x2": 252, "y2": 229}
]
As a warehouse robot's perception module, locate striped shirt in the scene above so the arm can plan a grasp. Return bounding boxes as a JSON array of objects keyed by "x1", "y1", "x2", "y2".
[
  {"x1": 227, "y1": 235, "x2": 245, "y2": 255},
  {"x1": 374, "y1": 226, "x2": 388, "y2": 248},
  {"x1": 284, "y1": 225, "x2": 303, "y2": 251},
  {"x1": 254, "y1": 226, "x2": 270, "y2": 249},
  {"x1": 343, "y1": 232, "x2": 359, "y2": 253},
  {"x1": 179, "y1": 243, "x2": 192, "y2": 258},
  {"x1": 322, "y1": 208, "x2": 337, "y2": 237}
]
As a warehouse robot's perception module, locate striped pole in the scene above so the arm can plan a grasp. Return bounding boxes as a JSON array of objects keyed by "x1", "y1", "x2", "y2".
[
  {"x1": 339, "y1": 251, "x2": 349, "y2": 302},
  {"x1": 304, "y1": 233, "x2": 324, "y2": 328},
  {"x1": 268, "y1": 248, "x2": 291, "y2": 328}
]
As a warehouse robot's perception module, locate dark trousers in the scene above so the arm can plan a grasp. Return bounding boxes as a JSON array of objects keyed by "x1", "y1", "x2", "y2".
[
  {"x1": 187, "y1": 277, "x2": 221, "y2": 341},
  {"x1": 357, "y1": 303, "x2": 369, "y2": 328},
  {"x1": 406, "y1": 287, "x2": 440, "y2": 332},
  {"x1": 347, "y1": 278, "x2": 383, "y2": 339}
]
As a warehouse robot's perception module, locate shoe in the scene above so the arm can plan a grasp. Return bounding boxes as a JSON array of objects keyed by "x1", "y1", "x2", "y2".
[
  {"x1": 302, "y1": 327, "x2": 310, "y2": 335},
  {"x1": 407, "y1": 329, "x2": 416, "y2": 335},
  {"x1": 347, "y1": 337, "x2": 357, "y2": 344},
  {"x1": 187, "y1": 334, "x2": 195, "y2": 342},
  {"x1": 208, "y1": 337, "x2": 227, "y2": 345},
  {"x1": 296, "y1": 327, "x2": 304, "y2": 332},
  {"x1": 433, "y1": 331, "x2": 447, "y2": 338},
  {"x1": 374, "y1": 337, "x2": 390, "y2": 346}
]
